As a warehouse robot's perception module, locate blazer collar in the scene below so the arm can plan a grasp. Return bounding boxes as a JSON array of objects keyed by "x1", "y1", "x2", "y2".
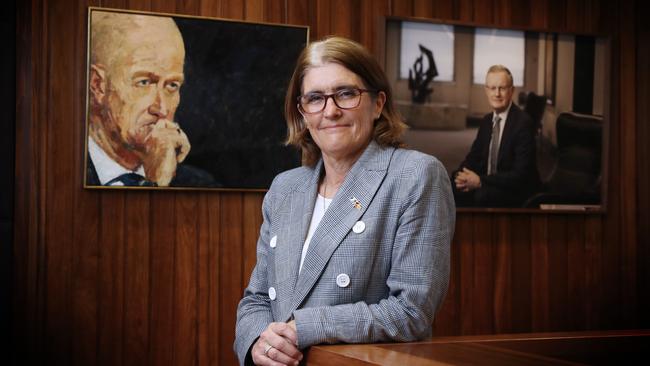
[{"x1": 280, "y1": 140, "x2": 395, "y2": 319}]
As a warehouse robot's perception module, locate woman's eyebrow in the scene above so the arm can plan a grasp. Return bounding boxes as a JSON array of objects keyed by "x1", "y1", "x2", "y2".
[{"x1": 304, "y1": 84, "x2": 360, "y2": 94}]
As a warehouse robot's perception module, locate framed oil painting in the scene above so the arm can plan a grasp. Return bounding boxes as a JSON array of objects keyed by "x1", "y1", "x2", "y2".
[
  {"x1": 380, "y1": 17, "x2": 610, "y2": 211},
  {"x1": 84, "y1": 7, "x2": 308, "y2": 190}
]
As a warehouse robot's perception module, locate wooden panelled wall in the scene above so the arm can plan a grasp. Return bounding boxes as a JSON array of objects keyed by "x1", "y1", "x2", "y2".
[{"x1": 14, "y1": 0, "x2": 647, "y2": 365}]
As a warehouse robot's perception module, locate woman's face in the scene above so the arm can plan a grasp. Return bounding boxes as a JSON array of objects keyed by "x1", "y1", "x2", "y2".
[{"x1": 300, "y1": 62, "x2": 385, "y2": 162}]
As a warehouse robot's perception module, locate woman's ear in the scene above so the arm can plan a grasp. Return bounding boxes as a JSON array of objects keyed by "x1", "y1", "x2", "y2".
[{"x1": 375, "y1": 91, "x2": 387, "y2": 118}]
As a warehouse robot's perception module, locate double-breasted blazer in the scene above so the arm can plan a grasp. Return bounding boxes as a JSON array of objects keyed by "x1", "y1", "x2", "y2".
[{"x1": 234, "y1": 141, "x2": 455, "y2": 365}]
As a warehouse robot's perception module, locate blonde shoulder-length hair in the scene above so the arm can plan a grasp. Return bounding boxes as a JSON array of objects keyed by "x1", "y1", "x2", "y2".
[{"x1": 284, "y1": 36, "x2": 407, "y2": 166}]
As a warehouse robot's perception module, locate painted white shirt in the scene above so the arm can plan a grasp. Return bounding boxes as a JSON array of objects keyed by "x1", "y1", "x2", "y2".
[{"x1": 88, "y1": 136, "x2": 146, "y2": 186}]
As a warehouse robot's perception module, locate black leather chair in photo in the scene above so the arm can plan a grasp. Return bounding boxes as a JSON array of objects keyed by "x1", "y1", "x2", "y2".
[
  {"x1": 524, "y1": 112, "x2": 603, "y2": 208},
  {"x1": 518, "y1": 91, "x2": 547, "y2": 134}
]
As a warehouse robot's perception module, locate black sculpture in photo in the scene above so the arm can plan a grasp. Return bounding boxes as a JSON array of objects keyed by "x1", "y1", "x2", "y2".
[{"x1": 408, "y1": 44, "x2": 438, "y2": 104}]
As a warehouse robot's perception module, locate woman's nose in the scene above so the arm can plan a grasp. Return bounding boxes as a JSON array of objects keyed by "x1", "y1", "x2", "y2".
[{"x1": 322, "y1": 96, "x2": 341, "y2": 118}]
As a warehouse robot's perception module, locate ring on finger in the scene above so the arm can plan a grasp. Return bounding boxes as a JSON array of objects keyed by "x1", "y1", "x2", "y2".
[{"x1": 263, "y1": 343, "x2": 273, "y2": 355}]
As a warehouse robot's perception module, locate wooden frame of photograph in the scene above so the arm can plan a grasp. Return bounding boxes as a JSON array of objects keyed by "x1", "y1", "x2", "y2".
[{"x1": 84, "y1": 7, "x2": 308, "y2": 191}]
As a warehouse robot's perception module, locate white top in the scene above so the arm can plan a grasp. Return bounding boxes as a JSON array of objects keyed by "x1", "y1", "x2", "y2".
[
  {"x1": 299, "y1": 194, "x2": 332, "y2": 274},
  {"x1": 88, "y1": 136, "x2": 146, "y2": 185}
]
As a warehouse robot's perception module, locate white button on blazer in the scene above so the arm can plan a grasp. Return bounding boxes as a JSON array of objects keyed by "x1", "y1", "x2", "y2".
[{"x1": 352, "y1": 221, "x2": 366, "y2": 233}]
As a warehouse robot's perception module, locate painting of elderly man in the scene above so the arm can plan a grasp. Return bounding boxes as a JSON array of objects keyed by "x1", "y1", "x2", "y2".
[{"x1": 85, "y1": 8, "x2": 306, "y2": 189}]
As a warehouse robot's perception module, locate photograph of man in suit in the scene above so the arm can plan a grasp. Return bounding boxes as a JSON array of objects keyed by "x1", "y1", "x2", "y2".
[
  {"x1": 86, "y1": 11, "x2": 215, "y2": 187},
  {"x1": 453, "y1": 65, "x2": 540, "y2": 207}
]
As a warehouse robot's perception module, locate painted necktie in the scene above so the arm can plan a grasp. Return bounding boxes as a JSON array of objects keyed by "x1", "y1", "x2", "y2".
[{"x1": 106, "y1": 173, "x2": 157, "y2": 187}]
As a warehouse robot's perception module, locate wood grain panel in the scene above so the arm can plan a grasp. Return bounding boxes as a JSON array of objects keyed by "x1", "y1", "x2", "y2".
[
  {"x1": 509, "y1": 0, "x2": 529, "y2": 27},
  {"x1": 287, "y1": 0, "x2": 308, "y2": 26},
  {"x1": 457, "y1": 0, "x2": 474, "y2": 21},
  {"x1": 243, "y1": 193, "x2": 264, "y2": 283},
  {"x1": 494, "y1": 0, "x2": 511, "y2": 26},
  {"x1": 547, "y1": 0, "x2": 566, "y2": 31},
  {"x1": 200, "y1": 0, "x2": 223, "y2": 17},
  {"x1": 583, "y1": 215, "x2": 603, "y2": 329},
  {"x1": 636, "y1": 5, "x2": 650, "y2": 330},
  {"x1": 223, "y1": 0, "x2": 245, "y2": 19},
  {"x1": 528, "y1": 0, "x2": 548, "y2": 29},
  {"x1": 123, "y1": 193, "x2": 151, "y2": 366},
  {"x1": 219, "y1": 193, "x2": 243, "y2": 366},
  {"x1": 493, "y1": 215, "x2": 512, "y2": 333},
  {"x1": 565, "y1": 0, "x2": 584, "y2": 33},
  {"x1": 96, "y1": 192, "x2": 126, "y2": 366},
  {"x1": 413, "y1": 0, "x2": 434, "y2": 18},
  {"x1": 510, "y1": 215, "x2": 532, "y2": 333},
  {"x1": 44, "y1": 0, "x2": 75, "y2": 362},
  {"x1": 175, "y1": 193, "x2": 199, "y2": 365},
  {"x1": 472, "y1": 214, "x2": 494, "y2": 334},
  {"x1": 547, "y1": 215, "x2": 568, "y2": 331},
  {"x1": 206, "y1": 194, "x2": 222, "y2": 366},
  {"x1": 392, "y1": 0, "x2": 413, "y2": 17},
  {"x1": 265, "y1": 0, "x2": 286, "y2": 23},
  {"x1": 70, "y1": 0, "x2": 100, "y2": 364},
  {"x1": 432, "y1": 0, "x2": 455, "y2": 19},
  {"x1": 359, "y1": 0, "x2": 389, "y2": 55},
  {"x1": 148, "y1": 194, "x2": 176, "y2": 366},
  {"x1": 245, "y1": 0, "x2": 265, "y2": 21},
  {"x1": 617, "y1": 0, "x2": 638, "y2": 328},
  {"x1": 330, "y1": 0, "x2": 360, "y2": 40},
  {"x1": 313, "y1": 0, "x2": 331, "y2": 39},
  {"x1": 530, "y1": 215, "x2": 549, "y2": 331},
  {"x1": 12, "y1": 1, "x2": 648, "y2": 366},
  {"x1": 457, "y1": 214, "x2": 475, "y2": 334},
  {"x1": 566, "y1": 215, "x2": 585, "y2": 330},
  {"x1": 196, "y1": 193, "x2": 210, "y2": 366},
  {"x1": 473, "y1": 0, "x2": 494, "y2": 24},
  {"x1": 14, "y1": 0, "x2": 44, "y2": 363}
]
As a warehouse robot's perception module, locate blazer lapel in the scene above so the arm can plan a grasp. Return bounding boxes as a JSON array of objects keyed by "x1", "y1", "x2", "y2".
[
  {"x1": 274, "y1": 160, "x2": 322, "y2": 318},
  {"x1": 286, "y1": 141, "x2": 395, "y2": 316}
]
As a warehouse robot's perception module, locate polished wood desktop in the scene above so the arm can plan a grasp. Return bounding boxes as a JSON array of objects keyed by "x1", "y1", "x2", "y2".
[{"x1": 305, "y1": 330, "x2": 649, "y2": 365}]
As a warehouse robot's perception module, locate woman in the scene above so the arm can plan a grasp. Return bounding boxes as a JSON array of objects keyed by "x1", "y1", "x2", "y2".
[{"x1": 235, "y1": 36, "x2": 455, "y2": 366}]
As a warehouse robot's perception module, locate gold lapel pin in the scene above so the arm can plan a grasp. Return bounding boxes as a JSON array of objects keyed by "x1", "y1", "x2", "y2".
[{"x1": 350, "y1": 197, "x2": 362, "y2": 210}]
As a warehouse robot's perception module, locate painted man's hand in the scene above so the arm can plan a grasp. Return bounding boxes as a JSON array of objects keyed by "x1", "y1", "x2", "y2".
[{"x1": 142, "y1": 119, "x2": 191, "y2": 186}]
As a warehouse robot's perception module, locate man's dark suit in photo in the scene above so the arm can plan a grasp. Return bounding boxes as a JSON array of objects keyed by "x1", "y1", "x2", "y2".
[
  {"x1": 453, "y1": 103, "x2": 540, "y2": 207},
  {"x1": 453, "y1": 65, "x2": 540, "y2": 208}
]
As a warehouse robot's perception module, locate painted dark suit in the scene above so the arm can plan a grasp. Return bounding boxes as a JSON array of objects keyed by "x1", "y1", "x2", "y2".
[
  {"x1": 453, "y1": 103, "x2": 540, "y2": 207},
  {"x1": 86, "y1": 156, "x2": 219, "y2": 188}
]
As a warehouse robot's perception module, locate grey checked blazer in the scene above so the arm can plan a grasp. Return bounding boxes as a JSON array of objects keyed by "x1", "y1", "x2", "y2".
[{"x1": 234, "y1": 141, "x2": 455, "y2": 365}]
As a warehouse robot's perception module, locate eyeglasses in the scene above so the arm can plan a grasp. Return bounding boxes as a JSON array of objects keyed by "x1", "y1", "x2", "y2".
[
  {"x1": 485, "y1": 85, "x2": 513, "y2": 94},
  {"x1": 298, "y1": 88, "x2": 376, "y2": 114}
]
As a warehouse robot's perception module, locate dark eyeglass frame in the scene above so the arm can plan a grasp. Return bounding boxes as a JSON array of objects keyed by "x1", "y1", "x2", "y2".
[{"x1": 297, "y1": 88, "x2": 377, "y2": 114}]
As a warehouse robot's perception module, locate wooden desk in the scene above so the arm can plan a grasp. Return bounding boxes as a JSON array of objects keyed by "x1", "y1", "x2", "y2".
[{"x1": 305, "y1": 330, "x2": 650, "y2": 365}]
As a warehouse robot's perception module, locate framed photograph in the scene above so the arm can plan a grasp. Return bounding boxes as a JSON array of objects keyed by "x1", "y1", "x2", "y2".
[
  {"x1": 380, "y1": 17, "x2": 610, "y2": 211},
  {"x1": 84, "y1": 7, "x2": 308, "y2": 190}
]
